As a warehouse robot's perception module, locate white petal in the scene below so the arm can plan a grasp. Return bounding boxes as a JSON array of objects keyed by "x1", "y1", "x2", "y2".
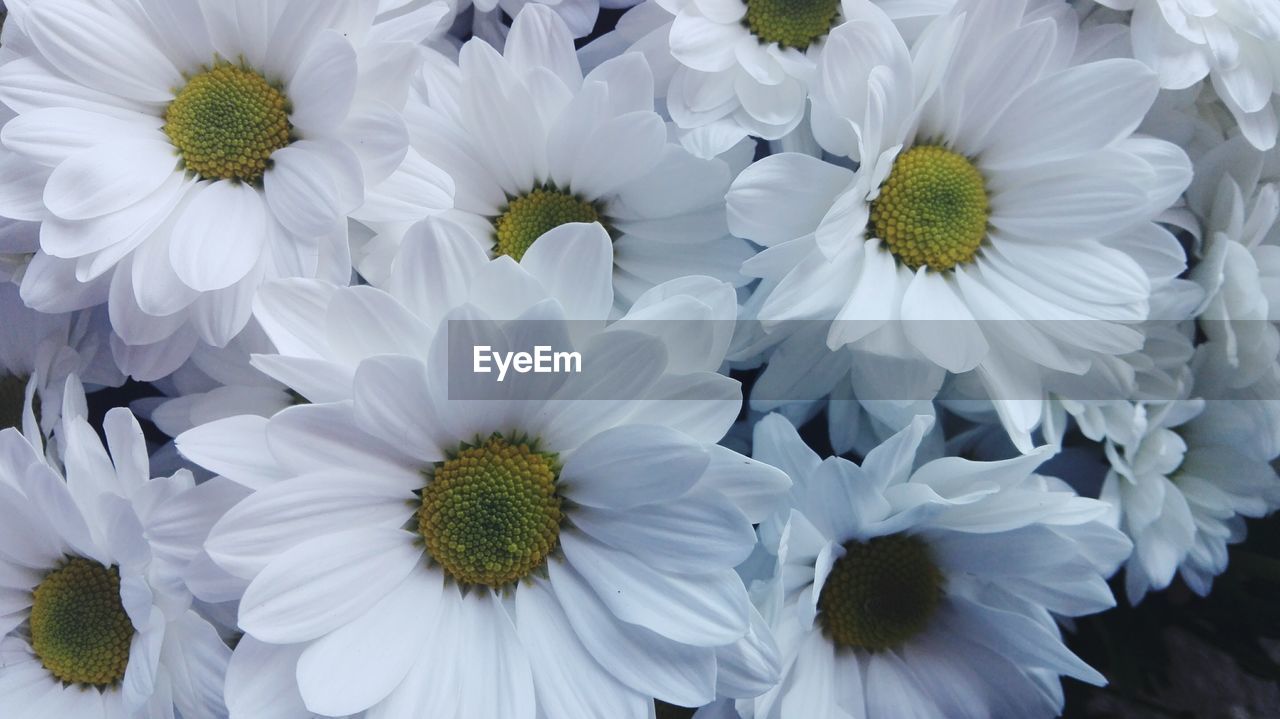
[
  {"x1": 323, "y1": 286, "x2": 432, "y2": 364},
  {"x1": 560, "y1": 424, "x2": 709, "y2": 509},
  {"x1": 287, "y1": 30, "x2": 358, "y2": 134},
  {"x1": 980, "y1": 59, "x2": 1159, "y2": 169},
  {"x1": 265, "y1": 401, "x2": 421, "y2": 480},
  {"x1": 170, "y1": 181, "x2": 267, "y2": 291},
  {"x1": 238, "y1": 528, "x2": 424, "y2": 644},
  {"x1": 561, "y1": 531, "x2": 750, "y2": 646},
  {"x1": 519, "y1": 222, "x2": 614, "y2": 319},
  {"x1": 340, "y1": 103, "x2": 411, "y2": 186},
  {"x1": 175, "y1": 415, "x2": 290, "y2": 491},
  {"x1": 727, "y1": 153, "x2": 853, "y2": 246},
  {"x1": 514, "y1": 580, "x2": 650, "y2": 719},
  {"x1": 26, "y1": 2, "x2": 181, "y2": 103},
  {"x1": 224, "y1": 637, "x2": 310, "y2": 719},
  {"x1": 296, "y1": 570, "x2": 442, "y2": 716},
  {"x1": 355, "y1": 148, "x2": 454, "y2": 223},
  {"x1": 670, "y1": 13, "x2": 741, "y2": 73},
  {"x1": 251, "y1": 278, "x2": 339, "y2": 359},
  {"x1": 351, "y1": 355, "x2": 449, "y2": 463},
  {"x1": 570, "y1": 111, "x2": 668, "y2": 200},
  {"x1": 1, "y1": 107, "x2": 162, "y2": 167},
  {"x1": 570, "y1": 491, "x2": 755, "y2": 573},
  {"x1": 264, "y1": 145, "x2": 344, "y2": 237},
  {"x1": 505, "y1": 5, "x2": 583, "y2": 90},
  {"x1": 162, "y1": 611, "x2": 232, "y2": 719},
  {"x1": 206, "y1": 470, "x2": 416, "y2": 579},
  {"x1": 44, "y1": 140, "x2": 177, "y2": 221},
  {"x1": 385, "y1": 217, "x2": 489, "y2": 327},
  {"x1": 452, "y1": 591, "x2": 536, "y2": 719},
  {"x1": 548, "y1": 560, "x2": 717, "y2": 706},
  {"x1": 900, "y1": 270, "x2": 988, "y2": 373}
]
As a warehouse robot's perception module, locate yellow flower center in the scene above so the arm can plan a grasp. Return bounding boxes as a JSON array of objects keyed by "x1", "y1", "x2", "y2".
[
  {"x1": 817, "y1": 534, "x2": 944, "y2": 652},
  {"x1": 29, "y1": 558, "x2": 135, "y2": 688},
  {"x1": 870, "y1": 145, "x2": 990, "y2": 272},
  {"x1": 493, "y1": 186, "x2": 601, "y2": 262},
  {"x1": 743, "y1": 0, "x2": 840, "y2": 50},
  {"x1": 418, "y1": 435, "x2": 563, "y2": 588},
  {"x1": 164, "y1": 62, "x2": 292, "y2": 185}
]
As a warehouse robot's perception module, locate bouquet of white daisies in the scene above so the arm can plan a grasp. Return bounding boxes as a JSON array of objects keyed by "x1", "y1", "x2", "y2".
[{"x1": 0, "y1": 0, "x2": 1277, "y2": 716}]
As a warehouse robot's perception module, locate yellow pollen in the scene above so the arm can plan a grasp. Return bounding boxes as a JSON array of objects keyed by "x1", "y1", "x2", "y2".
[
  {"x1": 418, "y1": 435, "x2": 563, "y2": 588},
  {"x1": 29, "y1": 558, "x2": 134, "y2": 688},
  {"x1": 164, "y1": 62, "x2": 292, "y2": 184},
  {"x1": 743, "y1": 0, "x2": 841, "y2": 50},
  {"x1": 817, "y1": 534, "x2": 944, "y2": 652},
  {"x1": 870, "y1": 145, "x2": 990, "y2": 272},
  {"x1": 493, "y1": 186, "x2": 601, "y2": 262}
]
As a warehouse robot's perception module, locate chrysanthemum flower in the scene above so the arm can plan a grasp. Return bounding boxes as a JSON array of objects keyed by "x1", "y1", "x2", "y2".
[
  {"x1": 0, "y1": 0, "x2": 451, "y2": 380},
  {"x1": 727, "y1": 0, "x2": 1192, "y2": 449},
  {"x1": 357, "y1": 5, "x2": 751, "y2": 311},
  {"x1": 598, "y1": 0, "x2": 953, "y2": 140},
  {"x1": 1101, "y1": 369, "x2": 1280, "y2": 602},
  {"x1": 0, "y1": 283, "x2": 120, "y2": 442},
  {"x1": 1186, "y1": 135, "x2": 1280, "y2": 390},
  {"x1": 0, "y1": 381, "x2": 236, "y2": 718},
  {"x1": 735, "y1": 414, "x2": 1131, "y2": 718},
  {"x1": 177, "y1": 221, "x2": 789, "y2": 717},
  {"x1": 1094, "y1": 0, "x2": 1280, "y2": 150}
]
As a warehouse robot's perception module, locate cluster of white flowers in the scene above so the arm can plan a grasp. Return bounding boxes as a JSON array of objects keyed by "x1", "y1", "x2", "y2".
[{"x1": 0, "y1": 0, "x2": 1276, "y2": 716}]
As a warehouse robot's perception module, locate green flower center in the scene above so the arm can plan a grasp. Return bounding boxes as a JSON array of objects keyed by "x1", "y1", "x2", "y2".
[
  {"x1": 29, "y1": 558, "x2": 134, "y2": 688},
  {"x1": 418, "y1": 435, "x2": 563, "y2": 588},
  {"x1": 493, "y1": 186, "x2": 601, "y2": 262},
  {"x1": 870, "y1": 145, "x2": 990, "y2": 272},
  {"x1": 817, "y1": 534, "x2": 944, "y2": 652},
  {"x1": 0, "y1": 374, "x2": 28, "y2": 431},
  {"x1": 164, "y1": 61, "x2": 293, "y2": 185},
  {"x1": 743, "y1": 0, "x2": 840, "y2": 50}
]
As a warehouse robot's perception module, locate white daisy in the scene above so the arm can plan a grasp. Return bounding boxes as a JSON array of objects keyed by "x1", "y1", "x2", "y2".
[
  {"x1": 0, "y1": 282, "x2": 121, "y2": 443},
  {"x1": 1185, "y1": 135, "x2": 1280, "y2": 391},
  {"x1": 0, "y1": 380, "x2": 237, "y2": 718},
  {"x1": 359, "y1": 5, "x2": 752, "y2": 311},
  {"x1": 736, "y1": 414, "x2": 1130, "y2": 718},
  {"x1": 602, "y1": 0, "x2": 954, "y2": 141},
  {"x1": 251, "y1": 219, "x2": 746, "y2": 412},
  {"x1": 1092, "y1": 0, "x2": 1280, "y2": 150},
  {"x1": 177, "y1": 223, "x2": 789, "y2": 717},
  {"x1": 0, "y1": 0, "x2": 450, "y2": 380},
  {"x1": 1101, "y1": 364, "x2": 1280, "y2": 603},
  {"x1": 727, "y1": 0, "x2": 1192, "y2": 449}
]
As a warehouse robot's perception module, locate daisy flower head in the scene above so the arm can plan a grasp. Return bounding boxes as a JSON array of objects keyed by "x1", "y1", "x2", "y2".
[
  {"x1": 177, "y1": 221, "x2": 790, "y2": 718},
  {"x1": 1092, "y1": 0, "x2": 1280, "y2": 150},
  {"x1": 605, "y1": 0, "x2": 955, "y2": 141},
  {"x1": 1101, "y1": 367, "x2": 1280, "y2": 603},
  {"x1": 357, "y1": 4, "x2": 752, "y2": 311},
  {"x1": 248, "y1": 217, "x2": 747, "y2": 407},
  {"x1": 0, "y1": 282, "x2": 120, "y2": 444},
  {"x1": 1186, "y1": 135, "x2": 1280, "y2": 391},
  {"x1": 0, "y1": 379, "x2": 236, "y2": 718},
  {"x1": 0, "y1": 0, "x2": 451, "y2": 381},
  {"x1": 738, "y1": 414, "x2": 1131, "y2": 719},
  {"x1": 728, "y1": 0, "x2": 1193, "y2": 449}
]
